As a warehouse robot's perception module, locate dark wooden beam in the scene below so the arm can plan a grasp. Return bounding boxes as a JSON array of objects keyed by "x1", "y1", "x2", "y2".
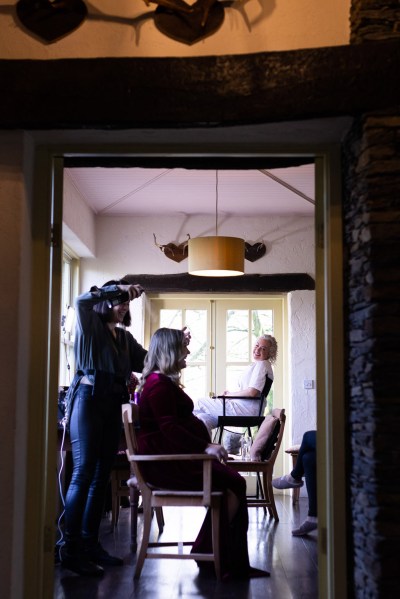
[
  {"x1": 0, "y1": 40, "x2": 399, "y2": 129},
  {"x1": 123, "y1": 273, "x2": 315, "y2": 293}
]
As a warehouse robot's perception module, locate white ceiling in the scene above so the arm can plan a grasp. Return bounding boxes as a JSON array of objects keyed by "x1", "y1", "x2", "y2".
[{"x1": 65, "y1": 164, "x2": 315, "y2": 217}]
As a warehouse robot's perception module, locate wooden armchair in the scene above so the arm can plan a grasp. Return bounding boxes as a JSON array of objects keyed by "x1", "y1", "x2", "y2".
[
  {"x1": 227, "y1": 408, "x2": 285, "y2": 521},
  {"x1": 122, "y1": 403, "x2": 223, "y2": 580}
]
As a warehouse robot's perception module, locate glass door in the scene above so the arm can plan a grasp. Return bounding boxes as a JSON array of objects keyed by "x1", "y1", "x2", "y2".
[
  {"x1": 146, "y1": 297, "x2": 213, "y2": 399},
  {"x1": 147, "y1": 294, "x2": 284, "y2": 412}
]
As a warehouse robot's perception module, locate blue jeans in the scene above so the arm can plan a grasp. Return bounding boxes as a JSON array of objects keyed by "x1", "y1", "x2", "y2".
[
  {"x1": 291, "y1": 430, "x2": 317, "y2": 517},
  {"x1": 64, "y1": 384, "x2": 123, "y2": 548}
]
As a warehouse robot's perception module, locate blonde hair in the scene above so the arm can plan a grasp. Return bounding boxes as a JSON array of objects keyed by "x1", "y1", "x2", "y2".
[
  {"x1": 139, "y1": 328, "x2": 185, "y2": 391},
  {"x1": 260, "y1": 334, "x2": 278, "y2": 364}
]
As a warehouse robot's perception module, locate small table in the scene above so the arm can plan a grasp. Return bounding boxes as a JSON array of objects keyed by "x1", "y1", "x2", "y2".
[{"x1": 285, "y1": 446, "x2": 301, "y2": 505}]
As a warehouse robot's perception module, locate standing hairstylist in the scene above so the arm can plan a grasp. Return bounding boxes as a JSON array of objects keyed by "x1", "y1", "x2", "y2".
[{"x1": 61, "y1": 279, "x2": 146, "y2": 577}]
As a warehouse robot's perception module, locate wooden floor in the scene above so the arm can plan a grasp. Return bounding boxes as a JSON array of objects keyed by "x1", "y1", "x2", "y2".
[{"x1": 54, "y1": 494, "x2": 318, "y2": 598}]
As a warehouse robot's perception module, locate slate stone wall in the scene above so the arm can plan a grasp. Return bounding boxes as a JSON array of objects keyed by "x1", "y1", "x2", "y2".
[
  {"x1": 343, "y1": 109, "x2": 400, "y2": 597},
  {"x1": 351, "y1": 0, "x2": 400, "y2": 43},
  {"x1": 345, "y1": 3, "x2": 400, "y2": 596}
]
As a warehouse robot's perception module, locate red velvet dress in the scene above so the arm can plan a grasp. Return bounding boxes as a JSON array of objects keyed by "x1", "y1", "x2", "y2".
[{"x1": 137, "y1": 372, "x2": 269, "y2": 579}]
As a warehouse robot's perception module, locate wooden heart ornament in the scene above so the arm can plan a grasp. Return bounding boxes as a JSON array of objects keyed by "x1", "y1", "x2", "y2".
[
  {"x1": 16, "y1": 0, "x2": 87, "y2": 43},
  {"x1": 245, "y1": 242, "x2": 267, "y2": 262}
]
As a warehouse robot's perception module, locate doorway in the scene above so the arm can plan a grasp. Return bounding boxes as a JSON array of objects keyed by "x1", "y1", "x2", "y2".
[{"x1": 25, "y1": 140, "x2": 346, "y2": 599}]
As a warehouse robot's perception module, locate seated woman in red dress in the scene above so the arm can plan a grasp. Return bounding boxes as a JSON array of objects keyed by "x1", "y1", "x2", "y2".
[{"x1": 136, "y1": 327, "x2": 269, "y2": 580}]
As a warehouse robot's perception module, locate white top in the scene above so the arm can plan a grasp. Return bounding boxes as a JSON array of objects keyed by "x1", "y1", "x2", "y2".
[{"x1": 238, "y1": 360, "x2": 274, "y2": 393}]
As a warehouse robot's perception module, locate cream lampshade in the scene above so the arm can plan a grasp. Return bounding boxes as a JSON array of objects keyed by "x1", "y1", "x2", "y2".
[{"x1": 188, "y1": 236, "x2": 245, "y2": 276}]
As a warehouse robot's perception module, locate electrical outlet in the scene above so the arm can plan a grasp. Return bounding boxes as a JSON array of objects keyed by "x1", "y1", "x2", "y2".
[{"x1": 304, "y1": 379, "x2": 314, "y2": 390}]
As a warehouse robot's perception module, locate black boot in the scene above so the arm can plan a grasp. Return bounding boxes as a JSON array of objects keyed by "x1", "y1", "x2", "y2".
[
  {"x1": 84, "y1": 540, "x2": 124, "y2": 567},
  {"x1": 60, "y1": 541, "x2": 104, "y2": 577}
]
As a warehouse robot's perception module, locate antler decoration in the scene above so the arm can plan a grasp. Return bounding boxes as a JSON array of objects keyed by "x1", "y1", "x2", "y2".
[{"x1": 153, "y1": 234, "x2": 190, "y2": 263}]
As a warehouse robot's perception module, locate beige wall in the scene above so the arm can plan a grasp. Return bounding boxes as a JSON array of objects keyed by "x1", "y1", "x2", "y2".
[
  {"x1": 0, "y1": 0, "x2": 350, "y2": 58},
  {"x1": 0, "y1": 132, "x2": 30, "y2": 599}
]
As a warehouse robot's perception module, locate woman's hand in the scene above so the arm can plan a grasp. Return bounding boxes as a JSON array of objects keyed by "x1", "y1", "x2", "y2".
[
  {"x1": 205, "y1": 443, "x2": 228, "y2": 464},
  {"x1": 118, "y1": 284, "x2": 144, "y2": 301},
  {"x1": 182, "y1": 326, "x2": 191, "y2": 346}
]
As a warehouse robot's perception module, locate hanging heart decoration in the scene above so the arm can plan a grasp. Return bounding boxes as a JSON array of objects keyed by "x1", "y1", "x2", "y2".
[
  {"x1": 154, "y1": 1, "x2": 225, "y2": 45},
  {"x1": 245, "y1": 242, "x2": 267, "y2": 262},
  {"x1": 16, "y1": 0, "x2": 87, "y2": 44}
]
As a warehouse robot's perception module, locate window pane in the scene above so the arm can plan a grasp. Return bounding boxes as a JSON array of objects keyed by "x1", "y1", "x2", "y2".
[
  {"x1": 226, "y1": 310, "x2": 248, "y2": 361},
  {"x1": 159, "y1": 309, "x2": 182, "y2": 329},
  {"x1": 251, "y1": 309, "x2": 274, "y2": 341},
  {"x1": 183, "y1": 365, "x2": 206, "y2": 399},
  {"x1": 185, "y1": 309, "x2": 207, "y2": 362}
]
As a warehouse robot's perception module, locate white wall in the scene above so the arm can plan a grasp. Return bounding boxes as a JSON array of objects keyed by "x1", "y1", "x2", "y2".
[
  {"x1": 80, "y1": 212, "x2": 315, "y2": 285},
  {"x1": 0, "y1": 0, "x2": 350, "y2": 58},
  {"x1": 289, "y1": 290, "x2": 317, "y2": 443},
  {"x1": 63, "y1": 175, "x2": 96, "y2": 257}
]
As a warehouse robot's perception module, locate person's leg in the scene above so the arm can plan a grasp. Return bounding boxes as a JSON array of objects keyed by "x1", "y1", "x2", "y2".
[
  {"x1": 272, "y1": 430, "x2": 317, "y2": 490},
  {"x1": 291, "y1": 430, "x2": 316, "y2": 479},
  {"x1": 82, "y1": 392, "x2": 124, "y2": 566},
  {"x1": 194, "y1": 396, "x2": 222, "y2": 438},
  {"x1": 303, "y1": 448, "x2": 317, "y2": 517},
  {"x1": 62, "y1": 385, "x2": 104, "y2": 576},
  {"x1": 292, "y1": 434, "x2": 318, "y2": 536}
]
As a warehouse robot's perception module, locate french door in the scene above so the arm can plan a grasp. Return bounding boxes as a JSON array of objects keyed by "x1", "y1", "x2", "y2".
[{"x1": 146, "y1": 294, "x2": 284, "y2": 413}]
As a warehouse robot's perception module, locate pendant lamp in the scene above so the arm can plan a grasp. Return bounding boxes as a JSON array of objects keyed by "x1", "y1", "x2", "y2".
[{"x1": 188, "y1": 171, "x2": 245, "y2": 277}]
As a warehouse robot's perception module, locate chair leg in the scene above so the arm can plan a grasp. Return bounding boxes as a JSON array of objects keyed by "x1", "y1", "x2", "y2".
[
  {"x1": 134, "y1": 496, "x2": 152, "y2": 579},
  {"x1": 263, "y1": 472, "x2": 279, "y2": 521},
  {"x1": 154, "y1": 507, "x2": 164, "y2": 533},
  {"x1": 255, "y1": 472, "x2": 267, "y2": 515},
  {"x1": 217, "y1": 427, "x2": 223, "y2": 444},
  {"x1": 130, "y1": 485, "x2": 140, "y2": 553},
  {"x1": 211, "y1": 499, "x2": 221, "y2": 580},
  {"x1": 110, "y1": 474, "x2": 119, "y2": 528}
]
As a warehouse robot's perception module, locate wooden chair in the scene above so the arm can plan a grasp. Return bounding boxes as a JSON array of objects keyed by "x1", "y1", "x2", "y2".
[
  {"x1": 215, "y1": 377, "x2": 273, "y2": 444},
  {"x1": 110, "y1": 453, "x2": 131, "y2": 527},
  {"x1": 122, "y1": 403, "x2": 223, "y2": 580},
  {"x1": 285, "y1": 445, "x2": 301, "y2": 505},
  {"x1": 227, "y1": 408, "x2": 285, "y2": 521}
]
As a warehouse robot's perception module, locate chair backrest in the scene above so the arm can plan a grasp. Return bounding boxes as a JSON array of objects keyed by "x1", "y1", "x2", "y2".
[
  {"x1": 257, "y1": 376, "x2": 273, "y2": 416},
  {"x1": 266, "y1": 408, "x2": 286, "y2": 465},
  {"x1": 122, "y1": 403, "x2": 149, "y2": 494},
  {"x1": 122, "y1": 402, "x2": 138, "y2": 454},
  {"x1": 249, "y1": 407, "x2": 285, "y2": 462}
]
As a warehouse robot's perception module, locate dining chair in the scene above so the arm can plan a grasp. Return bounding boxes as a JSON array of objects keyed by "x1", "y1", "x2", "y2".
[
  {"x1": 122, "y1": 403, "x2": 223, "y2": 580},
  {"x1": 227, "y1": 408, "x2": 285, "y2": 521}
]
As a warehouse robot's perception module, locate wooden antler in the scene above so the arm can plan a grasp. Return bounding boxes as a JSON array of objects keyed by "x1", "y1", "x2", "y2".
[{"x1": 153, "y1": 234, "x2": 190, "y2": 263}]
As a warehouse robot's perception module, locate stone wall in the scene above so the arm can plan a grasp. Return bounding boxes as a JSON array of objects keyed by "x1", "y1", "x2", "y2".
[
  {"x1": 343, "y1": 110, "x2": 400, "y2": 597},
  {"x1": 346, "y1": 2, "x2": 400, "y2": 595},
  {"x1": 351, "y1": 0, "x2": 400, "y2": 43}
]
